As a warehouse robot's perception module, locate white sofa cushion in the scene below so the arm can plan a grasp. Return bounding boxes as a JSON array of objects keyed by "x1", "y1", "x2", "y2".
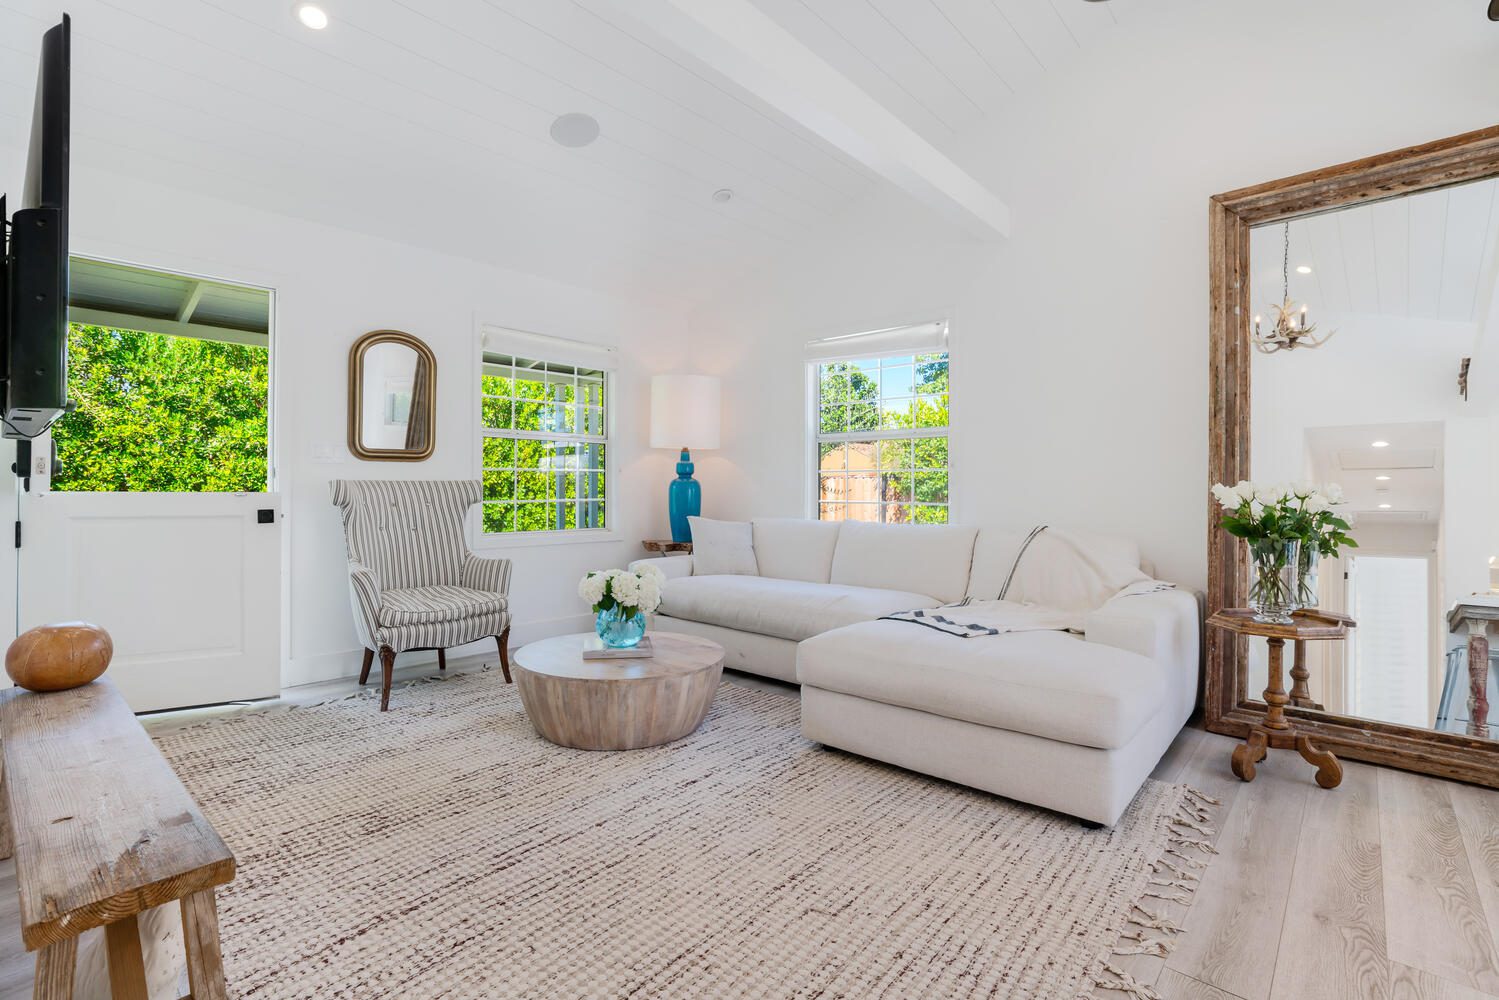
[
  {"x1": 659, "y1": 575, "x2": 938, "y2": 643},
  {"x1": 752, "y1": 518, "x2": 841, "y2": 583},
  {"x1": 688, "y1": 517, "x2": 759, "y2": 576},
  {"x1": 796, "y1": 620, "x2": 1170, "y2": 750},
  {"x1": 829, "y1": 521, "x2": 977, "y2": 604}
]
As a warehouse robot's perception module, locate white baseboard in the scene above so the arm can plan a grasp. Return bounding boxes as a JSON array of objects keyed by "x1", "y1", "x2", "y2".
[{"x1": 280, "y1": 613, "x2": 595, "y2": 690}]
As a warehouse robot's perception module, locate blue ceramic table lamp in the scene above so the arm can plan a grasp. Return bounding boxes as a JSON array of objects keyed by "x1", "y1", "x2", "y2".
[{"x1": 650, "y1": 374, "x2": 721, "y2": 543}]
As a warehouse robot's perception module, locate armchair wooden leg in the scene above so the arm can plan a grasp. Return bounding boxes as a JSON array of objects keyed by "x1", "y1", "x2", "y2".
[
  {"x1": 359, "y1": 648, "x2": 374, "y2": 686},
  {"x1": 379, "y1": 646, "x2": 396, "y2": 711},
  {"x1": 437, "y1": 648, "x2": 447, "y2": 672},
  {"x1": 497, "y1": 628, "x2": 511, "y2": 683}
]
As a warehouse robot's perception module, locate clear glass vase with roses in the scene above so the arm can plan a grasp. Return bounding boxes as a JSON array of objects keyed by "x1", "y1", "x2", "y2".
[{"x1": 1211, "y1": 481, "x2": 1356, "y2": 623}]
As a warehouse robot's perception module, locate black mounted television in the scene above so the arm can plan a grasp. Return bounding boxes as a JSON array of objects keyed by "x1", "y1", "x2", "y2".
[{"x1": 2, "y1": 14, "x2": 71, "y2": 440}]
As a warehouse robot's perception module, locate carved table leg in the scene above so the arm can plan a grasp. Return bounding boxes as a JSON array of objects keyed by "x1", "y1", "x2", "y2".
[
  {"x1": 1263, "y1": 637, "x2": 1291, "y2": 730},
  {"x1": 1289, "y1": 639, "x2": 1323, "y2": 710},
  {"x1": 1295, "y1": 734, "x2": 1342, "y2": 789},
  {"x1": 1467, "y1": 621, "x2": 1491, "y2": 740},
  {"x1": 1231, "y1": 728, "x2": 1269, "y2": 782}
]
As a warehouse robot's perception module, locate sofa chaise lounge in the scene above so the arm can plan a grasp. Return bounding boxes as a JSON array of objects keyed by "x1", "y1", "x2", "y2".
[{"x1": 631, "y1": 518, "x2": 1199, "y2": 826}]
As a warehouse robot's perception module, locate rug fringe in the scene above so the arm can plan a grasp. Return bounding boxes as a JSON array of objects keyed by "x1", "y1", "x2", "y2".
[
  {"x1": 1095, "y1": 963, "x2": 1164, "y2": 1000},
  {"x1": 1088, "y1": 785, "x2": 1220, "y2": 1000}
]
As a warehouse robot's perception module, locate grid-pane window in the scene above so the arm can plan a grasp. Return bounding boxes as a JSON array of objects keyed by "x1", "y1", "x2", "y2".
[
  {"x1": 814, "y1": 351, "x2": 948, "y2": 524},
  {"x1": 480, "y1": 353, "x2": 607, "y2": 534}
]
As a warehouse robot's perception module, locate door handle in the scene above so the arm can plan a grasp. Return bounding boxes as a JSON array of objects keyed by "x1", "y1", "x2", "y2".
[{"x1": 257, "y1": 509, "x2": 276, "y2": 524}]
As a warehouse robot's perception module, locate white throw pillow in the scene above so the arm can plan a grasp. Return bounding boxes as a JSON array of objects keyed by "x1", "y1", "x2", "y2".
[
  {"x1": 751, "y1": 518, "x2": 841, "y2": 583},
  {"x1": 688, "y1": 517, "x2": 759, "y2": 576}
]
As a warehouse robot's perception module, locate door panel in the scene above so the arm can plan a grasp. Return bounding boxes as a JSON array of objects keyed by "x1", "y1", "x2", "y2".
[{"x1": 19, "y1": 491, "x2": 281, "y2": 711}]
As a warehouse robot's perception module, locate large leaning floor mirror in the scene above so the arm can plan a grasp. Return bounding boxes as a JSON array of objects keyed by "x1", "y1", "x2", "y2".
[{"x1": 1209, "y1": 125, "x2": 1499, "y2": 786}]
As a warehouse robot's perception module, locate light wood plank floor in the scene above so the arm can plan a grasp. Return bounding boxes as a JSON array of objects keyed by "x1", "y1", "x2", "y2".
[{"x1": 1, "y1": 669, "x2": 1497, "y2": 1000}]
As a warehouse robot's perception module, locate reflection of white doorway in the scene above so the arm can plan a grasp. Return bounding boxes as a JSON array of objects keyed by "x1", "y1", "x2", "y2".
[{"x1": 1348, "y1": 555, "x2": 1430, "y2": 726}]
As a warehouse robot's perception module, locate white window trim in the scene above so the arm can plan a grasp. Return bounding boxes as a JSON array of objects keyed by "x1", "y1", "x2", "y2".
[
  {"x1": 804, "y1": 319, "x2": 953, "y2": 523},
  {"x1": 469, "y1": 319, "x2": 619, "y2": 549}
]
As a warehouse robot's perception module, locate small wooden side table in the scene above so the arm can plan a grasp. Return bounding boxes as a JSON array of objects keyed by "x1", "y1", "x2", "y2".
[
  {"x1": 1207, "y1": 608, "x2": 1355, "y2": 789},
  {"x1": 641, "y1": 539, "x2": 692, "y2": 554}
]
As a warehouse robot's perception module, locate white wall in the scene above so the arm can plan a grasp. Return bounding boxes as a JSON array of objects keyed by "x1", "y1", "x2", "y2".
[
  {"x1": 686, "y1": 0, "x2": 1499, "y2": 592},
  {"x1": 0, "y1": 159, "x2": 691, "y2": 688}
]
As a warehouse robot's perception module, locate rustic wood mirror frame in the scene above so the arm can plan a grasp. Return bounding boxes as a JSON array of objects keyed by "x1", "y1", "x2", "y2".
[
  {"x1": 1207, "y1": 124, "x2": 1499, "y2": 788},
  {"x1": 348, "y1": 329, "x2": 437, "y2": 462}
]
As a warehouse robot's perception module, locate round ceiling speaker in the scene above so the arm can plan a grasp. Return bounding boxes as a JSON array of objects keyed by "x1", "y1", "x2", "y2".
[{"x1": 549, "y1": 113, "x2": 600, "y2": 148}]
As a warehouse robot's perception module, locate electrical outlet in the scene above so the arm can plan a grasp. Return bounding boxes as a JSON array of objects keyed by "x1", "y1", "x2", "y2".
[{"x1": 33, "y1": 455, "x2": 46, "y2": 477}]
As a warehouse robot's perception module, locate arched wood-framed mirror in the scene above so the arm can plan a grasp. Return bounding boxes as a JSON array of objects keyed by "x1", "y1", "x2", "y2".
[
  {"x1": 348, "y1": 329, "x2": 437, "y2": 462},
  {"x1": 1208, "y1": 124, "x2": 1499, "y2": 787}
]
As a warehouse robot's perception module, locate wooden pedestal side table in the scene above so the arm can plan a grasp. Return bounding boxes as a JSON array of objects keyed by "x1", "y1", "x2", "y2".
[{"x1": 1207, "y1": 608, "x2": 1355, "y2": 789}]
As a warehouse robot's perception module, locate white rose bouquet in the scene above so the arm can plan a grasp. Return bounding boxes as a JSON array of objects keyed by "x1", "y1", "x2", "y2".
[
  {"x1": 578, "y1": 565, "x2": 666, "y2": 620},
  {"x1": 1209, "y1": 480, "x2": 1355, "y2": 557}
]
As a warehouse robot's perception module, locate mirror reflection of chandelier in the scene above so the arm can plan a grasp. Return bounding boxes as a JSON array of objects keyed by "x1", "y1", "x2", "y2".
[{"x1": 1253, "y1": 222, "x2": 1337, "y2": 354}]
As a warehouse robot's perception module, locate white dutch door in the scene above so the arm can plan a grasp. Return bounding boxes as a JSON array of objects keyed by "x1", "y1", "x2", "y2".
[{"x1": 15, "y1": 257, "x2": 280, "y2": 712}]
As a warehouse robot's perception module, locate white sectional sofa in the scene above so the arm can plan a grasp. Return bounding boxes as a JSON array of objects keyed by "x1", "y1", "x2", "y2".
[{"x1": 631, "y1": 517, "x2": 1199, "y2": 826}]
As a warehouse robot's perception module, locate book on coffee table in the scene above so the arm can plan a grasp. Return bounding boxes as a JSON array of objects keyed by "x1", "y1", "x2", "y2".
[{"x1": 580, "y1": 636, "x2": 655, "y2": 660}]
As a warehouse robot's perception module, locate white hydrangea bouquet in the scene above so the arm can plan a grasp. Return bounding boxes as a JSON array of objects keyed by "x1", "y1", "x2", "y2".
[{"x1": 578, "y1": 565, "x2": 666, "y2": 647}]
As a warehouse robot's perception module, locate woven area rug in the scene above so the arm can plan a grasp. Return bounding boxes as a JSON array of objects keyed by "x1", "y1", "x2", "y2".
[{"x1": 153, "y1": 669, "x2": 1218, "y2": 1000}]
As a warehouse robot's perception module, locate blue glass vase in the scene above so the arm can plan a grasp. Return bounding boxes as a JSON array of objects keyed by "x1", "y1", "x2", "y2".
[
  {"x1": 667, "y1": 447, "x2": 701, "y2": 544},
  {"x1": 595, "y1": 605, "x2": 647, "y2": 648}
]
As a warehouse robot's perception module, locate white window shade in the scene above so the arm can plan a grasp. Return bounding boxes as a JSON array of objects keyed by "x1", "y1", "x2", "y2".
[
  {"x1": 805, "y1": 320, "x2": 947, "y2": 363},
  {"x1": 482, "y1": 324, "x2": 618, "y2": 372}
]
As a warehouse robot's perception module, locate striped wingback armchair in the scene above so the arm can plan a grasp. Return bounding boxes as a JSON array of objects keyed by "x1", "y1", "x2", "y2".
[{"x1": 331, "y1": 479, "x2": 513, "y2": 710}]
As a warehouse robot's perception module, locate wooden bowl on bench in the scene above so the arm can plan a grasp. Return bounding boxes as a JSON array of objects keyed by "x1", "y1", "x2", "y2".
[{"x1": 5, "y1": 622, "x2": 113, "y2": 692}]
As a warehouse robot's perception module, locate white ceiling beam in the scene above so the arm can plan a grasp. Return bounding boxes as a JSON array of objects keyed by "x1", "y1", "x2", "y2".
[
  {"x1": 70, "y1": 307, "x2": 269, "y2": 349},
  {"x1": 176, "y1": 281, "x2": 206, "y2": 323},
  {"x1": 609, "y1": 0, "x2": 1010, "y2": 241}
]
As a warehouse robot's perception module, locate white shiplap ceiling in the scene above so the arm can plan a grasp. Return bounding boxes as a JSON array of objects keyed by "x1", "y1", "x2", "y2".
[
  {"x1": 1251, "y1": 177, "x2": 1499, "y2": 324},
  {"x1": 0, "y1": 0, "x2": 1139, "y2": 306},
  {"x1": 747, "y1": 0, "x2": 1134, "y2": 147}
]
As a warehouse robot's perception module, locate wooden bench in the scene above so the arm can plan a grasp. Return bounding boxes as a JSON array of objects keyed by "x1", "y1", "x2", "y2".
[{"x1": 0, "y1": 678, "x2": 236, "y2": 999}]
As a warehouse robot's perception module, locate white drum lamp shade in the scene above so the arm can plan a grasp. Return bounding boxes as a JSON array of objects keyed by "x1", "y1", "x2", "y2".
[
  {"x1": 650, "y1": 375, "x2": 720, "y2": 450},
  {"x1": 651, "y1": 374, "x2": 720, "y2": 544}
]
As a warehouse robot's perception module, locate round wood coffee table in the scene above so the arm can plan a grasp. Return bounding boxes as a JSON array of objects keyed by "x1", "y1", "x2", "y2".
[{"x1": 512, "y1": 632, "x2": 725, "y2": 750}]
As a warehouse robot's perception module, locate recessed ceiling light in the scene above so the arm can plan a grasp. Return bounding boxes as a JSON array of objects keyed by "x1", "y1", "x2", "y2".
[
  {"x1": 1296, "y1": 265, "x2": 1312, "y2": 274},
  {"x1": 1378, "y1": 503, "x2": 1392, "y2": 509},
  {"x1": 294, "y1": 3, "x2": 329, "y2": 29},
  {"x1": 1375, "y1": 475, "x2": 1391, "y2": 481},
  {"x1": 1371, "y1": 440, "x2": 1390, "y2": 448},
  {"x1": 549, "y1": 112, "x2": 600, "y2": 148},
  {"x1": 712, "y1": 189, "x2": 733, "y2": 203}
]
